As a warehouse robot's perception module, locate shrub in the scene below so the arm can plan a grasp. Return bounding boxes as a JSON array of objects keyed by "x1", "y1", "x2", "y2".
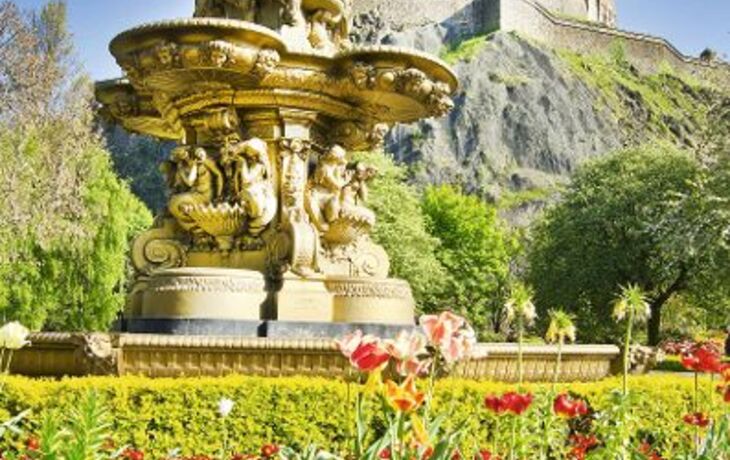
[{"x1": 0, "y1": 375, "x2": 724, "y2": 457}]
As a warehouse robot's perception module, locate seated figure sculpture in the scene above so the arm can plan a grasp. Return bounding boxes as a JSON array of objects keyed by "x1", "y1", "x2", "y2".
[
  {"x1": 306, "y1": 146, "x2": 377, "y2": 245},
  {"x1": 306, "y1": 145, "x2": 348, "y2": 233},
  {"x1": 163, "y1": 146, "x2": 225, "y2": 236},
  {"x1": 306, "y1": 8, "x2": 349, "y2": 52},
  {"x1": 222, "y1": 138, "x2": 277, "y2": 238},
  {"x1": 341, "y1": 162, "x2": 377, "y2": 217}
]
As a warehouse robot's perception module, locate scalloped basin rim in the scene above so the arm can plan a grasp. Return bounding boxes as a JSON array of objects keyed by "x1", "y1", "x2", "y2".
[
  {"x1": 337, "y1": 45, "x2": 459, "y2": 92},
  {"x1": 110, "y1": 18, "x2": 288, "y2": 57}
]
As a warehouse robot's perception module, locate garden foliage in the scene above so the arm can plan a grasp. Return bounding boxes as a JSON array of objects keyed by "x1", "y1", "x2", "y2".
[
  {"x1": 528, "y1": 144, "x2": 730, "y2": 344},
  {"x1": 0, "y1": 1, "x2": 151, "y2": 330},
  {"x1": 0, "y1": 375, "x2": 724, "y2": 458}
]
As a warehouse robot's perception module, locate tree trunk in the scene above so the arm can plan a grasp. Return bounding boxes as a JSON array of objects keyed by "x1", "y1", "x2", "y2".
[
  {"x1": 646, "y1": 268, "x2": 688, "y2": 346},
  {"x1": 647, "y1": 303, "x2": 662, "y2": 346}
]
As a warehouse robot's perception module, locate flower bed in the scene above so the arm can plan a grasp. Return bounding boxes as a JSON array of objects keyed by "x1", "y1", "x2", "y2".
[
  {"x1": 0, "y1": 374, "x2": 726, "y2": 458},
  {"x1": 1, "y1": 299, "x2": 728, "y2": 458}
]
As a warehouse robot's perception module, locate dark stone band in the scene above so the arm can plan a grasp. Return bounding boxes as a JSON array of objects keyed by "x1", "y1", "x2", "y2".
[{"x1": 119, "y1": 318, "x2": 415, "y2": 338}]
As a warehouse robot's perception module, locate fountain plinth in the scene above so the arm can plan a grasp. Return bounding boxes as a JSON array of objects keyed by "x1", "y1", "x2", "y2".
[{"x1": 95, "y1": 0, "x2": 458, "y2": 338}]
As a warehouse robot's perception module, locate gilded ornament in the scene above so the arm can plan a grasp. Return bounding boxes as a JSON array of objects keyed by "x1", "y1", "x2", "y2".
[{"x1": 94, "y1": 0, "x2": 457, "y2": 329}]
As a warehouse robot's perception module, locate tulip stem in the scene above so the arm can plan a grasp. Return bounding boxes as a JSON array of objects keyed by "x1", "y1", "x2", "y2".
[
  {"x1": 424, "y1": 355, "x2": 438, "y2": 423},
  {"x1": 0, "y1": 348, "x2": 11, "y2": 393},
  {"x1": 693, "y1": 371, "x2": 699, "y2": 412},
  {"x1": 509, "y1": 415, "x2": 517, "y2": 460},
  {"x1": 694, "y1": 371, "x2": 700, "y2": 455},
  {"x1": 553, "y1": 339, "x2": 563, "y2": 390},
  {"x1": 621, "y1": 308, "x2": 634, "y2": 396},
  {"x1": 494, "y1": 415, "x2": 500, "y2": 455},
  {"x1": 517, "y1": 317, "x2": 524, "y2": 387}
]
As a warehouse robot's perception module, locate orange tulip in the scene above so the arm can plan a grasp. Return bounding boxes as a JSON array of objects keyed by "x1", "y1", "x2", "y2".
[{"x1": 385, "y1": 375, "x2": 426, "y2": 413}]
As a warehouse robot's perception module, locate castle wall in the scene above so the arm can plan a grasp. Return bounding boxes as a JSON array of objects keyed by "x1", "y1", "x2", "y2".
[
  {"x1": 350, "y1": 0, "x2": 727, "y2": 86},
  {"x1": 501, "y1": 0, "x2": 729, "y2": 86}
]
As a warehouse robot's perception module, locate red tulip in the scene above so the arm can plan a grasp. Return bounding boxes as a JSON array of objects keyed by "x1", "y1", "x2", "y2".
[
  {"x1": 502, "y1": 391, "x2": 534, "y2": 415},
  {"x1": 683, "y1": 412, "x2": 711, "y2": 428},
  {"x1": 25, "y1": 438, "x2": 39, "y2": 452},
  {"x1": 475, "y1": 451, "x2": 498, "y2": 460},
  {"x1": 721, "y1": 365, "x2": 730, "y2": 382},
  {"x1": 350, "y1": 340, "x2": 390, "y2": 372},
  {"x1": 122, "y1": 449, "x2": 144, "y2": 460},
  {"x1": 261, "y1": 444, "x2": 280, "y2": 458},
  {"x1": 337, "y1": 331, "x2": 390, "y2": 372},
  {"x1": 378, "y1": 448, "x2": 391, "y2": 459},
  {"x1": 681, "y1": 345, "x2": 724, "y2": 373},
  {"x1": 484, "y1": 394, "x2": 508, "y2": 415},
  {"x1": 639, "y1": 441, "x2": 663, "y2": 460},
  {"x1": 553, "y1": 393, "x2": 589, "y2": 418},
  {"x1": 421, "y1": 446, "x2": 434, "y2": 460},
  {"x1": 568, "y1": 434, "x2": 598, "y2": 460},
  {"x1": 484, "y1": 392, "x2": 533, "y2": 416}
]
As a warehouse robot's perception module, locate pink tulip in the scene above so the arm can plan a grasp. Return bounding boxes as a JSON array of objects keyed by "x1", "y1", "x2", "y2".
[
  {"x1": 385, "y1": 331, "x2": 427, "y2": 374},
  {"x1": 442, "y1": 325, "x2": 476, "y2": 364},
  {"x1": 420, "y1": 312, "x2": 465, "y2": 348},
  {"x1": 420, "y1": 312, "x2": 475, "y2": 364}
]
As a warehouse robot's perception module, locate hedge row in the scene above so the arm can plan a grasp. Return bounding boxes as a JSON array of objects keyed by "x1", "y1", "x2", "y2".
[{"x1": 0, "y1": 375, "x2": 724, "y2": 456}]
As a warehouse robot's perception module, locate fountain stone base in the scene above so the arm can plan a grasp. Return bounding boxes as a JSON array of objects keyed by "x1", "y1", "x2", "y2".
[{"x1": 123, "y1": 267, "x2": 416, "y2": 337}]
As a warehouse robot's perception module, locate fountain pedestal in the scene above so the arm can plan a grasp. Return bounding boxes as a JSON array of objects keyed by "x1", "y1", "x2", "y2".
[{"x1": 95, "y1": 1, "x2": 457, "y2": 338}]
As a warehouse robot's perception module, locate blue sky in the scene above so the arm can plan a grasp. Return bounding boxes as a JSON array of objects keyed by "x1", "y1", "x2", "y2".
[{"x1": 12, "y1": 0, "x2": 730, "y2": 80}]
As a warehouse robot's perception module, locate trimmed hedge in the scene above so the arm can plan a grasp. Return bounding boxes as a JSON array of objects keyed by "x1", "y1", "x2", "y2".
[{"x1": 0, "y1": 375, "x2": 725, "y2": 456}]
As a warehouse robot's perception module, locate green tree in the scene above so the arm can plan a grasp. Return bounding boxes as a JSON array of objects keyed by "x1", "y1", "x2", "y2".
[
  {"x1": 527, "y1": 144, "x2": 729, "y2": 344},
  {"x1": 0, "y1": 0, "x2": 151, "y2": 330},
  {"x1": 351, "y1": 151, "x2": 446, "y2": 310},
  {"x1": 421, "y1": 185, "x2": 512, "y2": 334}
]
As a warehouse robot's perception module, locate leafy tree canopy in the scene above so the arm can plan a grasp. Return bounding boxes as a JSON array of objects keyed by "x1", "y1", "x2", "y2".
[
  {"x1": 528, "y1": 144, "x2": 730, "y2": 344},
  {"x1": 421, "y1": 184, "x2": 513, "y2": 334},
  {"x1": 0, "y1": 1, "x2": 151, "y2": 330}
]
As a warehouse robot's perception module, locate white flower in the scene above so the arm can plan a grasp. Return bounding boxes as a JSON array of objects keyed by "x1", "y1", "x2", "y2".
[
  {"x1": 217, "y1": 398, "x2": 234, "y2": 417},
  {"x1": 0, "y1": 322, "x2": 30, "y2": 350}
]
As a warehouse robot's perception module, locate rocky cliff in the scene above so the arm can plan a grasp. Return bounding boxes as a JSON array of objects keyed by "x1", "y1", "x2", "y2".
[{"x1": 351, "y1": 14, "x2": 722, "y2": 218}]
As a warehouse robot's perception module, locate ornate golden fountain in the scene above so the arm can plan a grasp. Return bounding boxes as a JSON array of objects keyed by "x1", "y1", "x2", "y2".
[
  {"x1": 95, "y1": 0, "x2": 458, "y2": 337},
  {"x1": 9, "y1": 0, "x2": 621, "y2": 379}
]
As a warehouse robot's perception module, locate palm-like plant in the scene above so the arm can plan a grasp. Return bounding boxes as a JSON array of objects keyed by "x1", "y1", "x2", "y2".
[
  {"x1": 612, "y1": 284, "x2": 651, "y2": 396},
  {"x1": 504, "y1": 283, "x2": 538, "y2": 386},
  {"x1": 545, "y1": 309, "x2": 576, "y2": 386}
]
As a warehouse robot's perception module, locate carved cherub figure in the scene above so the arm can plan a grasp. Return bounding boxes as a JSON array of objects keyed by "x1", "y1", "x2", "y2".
[
  {"x1": 195, "y1": 0, "x2": 257, "y2": 21},
  {"x1": 222, "y1": 138, "x2": 276, "y2": 237},
  {"x1": 305, "y1": 145, "x2": 348, "y2": 232},
  {"x1": 276, "y1": 0, "x2": 304, "y2": 26},
  {"x1": 167, "y1": 147, "x2": 225, "y2": 232},
  {"x1": 342, "y1": 162, "x2": 377, "y2": 208},
  {"x1": 306, "y1": 9, "x2": 346, "y2": 52}
]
